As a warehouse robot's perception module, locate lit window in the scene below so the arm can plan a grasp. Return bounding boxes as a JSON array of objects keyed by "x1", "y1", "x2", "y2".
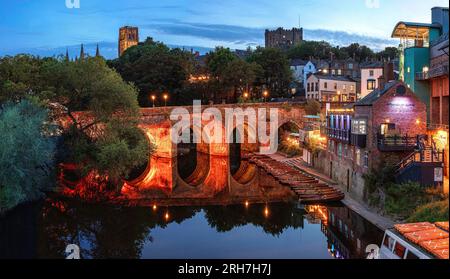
[
  {"x1": 338, "y1": 143, "x2": 342, "y2": 157},
  {"x1": 363, "y1": 151, "x2": 369, "y2": 168},
  {"x1": 407, "y1": 67, "x2": 410, "y2": 73},
  {"x1": 351, "y1": 119, "x2": 367, "y2": 135},
  {"x1": 367, "y1": 79, "x2": 376, "y2": 90},
  {"x1": 356, "y1": 149, "x2": 361, "y2": 166},
  {"x1": 369, "y1": 70, "x2": 374, "y2": 76},
  {"x1": 338, "y1": 69, "x2": 342, "y2": 75}
]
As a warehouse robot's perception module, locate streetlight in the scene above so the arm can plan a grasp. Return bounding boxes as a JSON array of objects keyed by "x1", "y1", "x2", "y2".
[
  {"x1": 263, "y1": 90, "x2": 269, "y2": 103},
  {"x1": 243, "y1": 92, "x2": 249, "y2": 102},
  {"x1": 151, "y1": 95, "x2": 156, "y2": 107},
  {"x1": 163, "y1": 93, "x2": 168, "y2": 107}
]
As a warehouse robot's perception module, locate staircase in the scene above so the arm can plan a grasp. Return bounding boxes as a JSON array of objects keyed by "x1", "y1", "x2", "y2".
[{"x1": 395, "y1": 145, "x2": 445, "y2": 186}]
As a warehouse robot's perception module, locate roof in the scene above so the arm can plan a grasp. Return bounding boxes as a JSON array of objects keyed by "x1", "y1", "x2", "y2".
[
  {"x1": 394, "y1": 222, "x2": 449, "y2": 259},
  {"x1": 355, "y1": 80, "x2": 398, "y2": 106},
  {"x1": 391, "y1": 21, "x2": 442, "y2": 39},
  {"x1": 290, "y1": 59, "x2": 307, "y2": 66},
  {"x1": 360, "y1": 61, "x2": 384, "y2": 69},
  {"x1": 310, "y1": 74, "x2": 356, "y2": 82}
]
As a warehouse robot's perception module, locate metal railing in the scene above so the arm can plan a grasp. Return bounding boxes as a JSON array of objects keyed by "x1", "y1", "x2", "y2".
[
  {"x1": 377, "y1": 134, "x2": 418, "y2": 151},
  {"x1": 326, "y1": 127, "x2": 351, "y2": 142}
]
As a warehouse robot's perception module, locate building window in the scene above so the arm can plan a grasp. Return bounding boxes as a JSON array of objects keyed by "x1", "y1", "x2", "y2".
[
  {"x1": 315, "y1": 82, "x2": 319, "y2": 91},
  {"x1": 367, "y1": 79, "x2": 376, "y2": 90},
  {"x1": 349, "y1": 63, "x2": 353, "y2": 69},
  {"x1": 343, "y1": 84, "x2": 347, "y2": 90},
  {"x1": 350, "y1": 85, "x2": 354, "y2": 91},
  {"x1": 363, "y1": 151, "x2": 369, "y2": 168},
  {"x1": 356, "y1": 149, "x2": 361, "y2": 166},
  {"x1": 344, "y1": 144, "x2": 348, "y2": 158},
  {"x1": 351, "y1": 119, "x2": 367, "y2": 135},
  {"x1": 332, "y1": 69, "x2": 336, "y2": 75},
  {"x1": 334, "y1": 83, "x2": 337, "y2": 90},
  {"x1": 324, "y1": 82, "x2": 328, "y2": 89},
  {"x1": 307, "y1": 83, "x2": 310, "y2": 92},
  {"x1": 338, "y1": 69, "x2": 342, "y2": 75},
  {"x1": 369, "y1": 70, "x2": 374, "y2": 76},
  {"x1": 338, "y1": 143, "x2": 342, "y2": 158},
  {"x1": 407, "y1": 67, "x2": 410, "y2": 73}
]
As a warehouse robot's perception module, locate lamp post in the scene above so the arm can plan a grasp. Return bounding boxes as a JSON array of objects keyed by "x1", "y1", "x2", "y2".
[
  {"x1": 243, "y1": 92, "x2": 249, "y2": 102},
  {"x1": 151, "y1": 95, "x2": 156, "y2": 107},
  {"x1": 263, "y1": 90, "x2": 269, "y2": 103},
  {"x1": 163, "y1": 94, "x2": 168, "y2": 107}
]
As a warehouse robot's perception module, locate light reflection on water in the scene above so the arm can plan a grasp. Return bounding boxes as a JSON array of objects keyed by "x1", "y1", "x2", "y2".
[{"x1": 0, "y1": 199, "x2": 383, "y2": 259}]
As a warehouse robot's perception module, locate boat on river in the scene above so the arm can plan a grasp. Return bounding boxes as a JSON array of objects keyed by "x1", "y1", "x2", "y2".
[{"x1": 380, "y1": 221, "x2": 449, "y2": 259}]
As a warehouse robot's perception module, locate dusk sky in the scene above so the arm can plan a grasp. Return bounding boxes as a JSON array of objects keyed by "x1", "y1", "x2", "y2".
[{"x1": 0, "y1": 0, "x2": 448, "y2": 58}]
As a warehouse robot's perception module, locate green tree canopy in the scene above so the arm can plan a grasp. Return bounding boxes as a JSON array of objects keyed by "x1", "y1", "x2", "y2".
[
  {"x1": 247, "y1": 47, "x2": 292, "y2": 98},
  {"x1": 109, "y1": 37, "x2": 195, "y2": 107}
]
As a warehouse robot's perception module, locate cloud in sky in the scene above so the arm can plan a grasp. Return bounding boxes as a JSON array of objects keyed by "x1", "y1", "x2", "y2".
[{"x1": 144, "y1": 21, "x2": 396, "y2": 50}]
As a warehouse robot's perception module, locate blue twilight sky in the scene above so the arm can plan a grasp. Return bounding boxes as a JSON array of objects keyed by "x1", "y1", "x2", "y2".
[{"x1": 0, "y1": 0, "x2": 448, "y2": 59}]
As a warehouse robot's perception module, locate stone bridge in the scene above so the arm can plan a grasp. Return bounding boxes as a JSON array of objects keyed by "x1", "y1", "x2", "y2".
[{"x1": 121, "y1": 102, "x2": 306, "y2": 202}]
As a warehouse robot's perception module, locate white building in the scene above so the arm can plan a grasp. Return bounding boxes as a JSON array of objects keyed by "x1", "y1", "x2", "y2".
[
  {"x1": 360, "y1": 62, "x2": 384, "y2": 99},
  {"x1": 306, "y1": 74, "x2": 357, "y2": 102},
  {"x1": 290, "y1": 59, "x2": 307, "y2": 83},
  {"x1": 303, "y1": 61, "x2": 317, "y2": 89}
]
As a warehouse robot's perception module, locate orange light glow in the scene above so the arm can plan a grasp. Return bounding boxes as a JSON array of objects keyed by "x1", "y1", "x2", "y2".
[
  {"x1": 416, "y1": 119, "x2": 420, "y2": 125},
  {"x1": 245, "y1": 201, "x2": 249, "y2": 208},
  {"x1": 151, "y1": 95, "x2": 156, "y2": 101},
  {"x1": 165, "y1": 212, "x2": 170, "y2": 220},
  {"x1": 152, "y1": 204, "x2": 157, "y2": 211},
  {"x1": 264, "y1": 206, "x2": 269, "y2": 217}
]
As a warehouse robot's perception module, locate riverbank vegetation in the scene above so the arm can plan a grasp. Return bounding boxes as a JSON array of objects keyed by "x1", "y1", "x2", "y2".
[
  {"x1": 364, "y1": 166, "x2": 447, "y2": 221},
  {"x1": 0, "y1": 100, "x2": 56, "y2": 213},
  {"x1": 0, "y1": 55, "x2": 151, "y2": 211}
]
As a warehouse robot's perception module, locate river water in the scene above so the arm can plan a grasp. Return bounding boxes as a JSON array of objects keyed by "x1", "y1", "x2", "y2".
[{"x1": 0, "y1": 198, "x2": 383, "y2": 259}]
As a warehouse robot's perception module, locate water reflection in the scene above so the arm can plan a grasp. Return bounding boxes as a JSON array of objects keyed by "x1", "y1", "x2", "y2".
[{"x1": 0, "y1": 199, "x2": 383, "y2": 259}]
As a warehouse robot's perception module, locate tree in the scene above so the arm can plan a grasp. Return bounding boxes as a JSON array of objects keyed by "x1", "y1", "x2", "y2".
[
  {"x1": 109, "y1": 38, "x2": 194, "y2": 107},
  {"x1": 48, "y1": 57, "x2": 151, "y2": 189},
  {"x1": 304, "y1": 99, "x2": 321, "y2": 115},
  {"x1": 0, "y1": 100, "x2": 56, "y2": 213},
  {"x1": 376, "y1": 47, "x2": 399, "y2": 61},
  {"x1": 247, "y1": 47, "x2": 292, "y2": 98}
]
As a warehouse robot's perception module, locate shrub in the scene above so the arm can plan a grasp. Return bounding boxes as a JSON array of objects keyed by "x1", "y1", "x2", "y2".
[
  {"x1": 407, "y1": 199, "x2": 449, "y2": 223},
  {"x1": 0, "y1": 100, "x2": 56, "y2": 213}
]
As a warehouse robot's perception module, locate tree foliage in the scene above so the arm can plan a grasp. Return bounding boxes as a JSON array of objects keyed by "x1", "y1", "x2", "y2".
[
  {"x1": 109, "y1": 37, "x2": 195, "y2": 107},
  {"x1": 247, "y1": 47, "x2": 292, "y2": 98},
  {"x1": 0, "y1": 100, "x2": 56, "y2": 212}
]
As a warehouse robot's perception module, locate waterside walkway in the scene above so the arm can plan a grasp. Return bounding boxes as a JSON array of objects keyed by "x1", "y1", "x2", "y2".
[{"x1": 268, "y1": 153, "x2": 395, "y2": 231}]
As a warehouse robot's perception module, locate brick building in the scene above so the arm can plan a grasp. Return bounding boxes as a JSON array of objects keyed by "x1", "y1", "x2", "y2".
[
  {"x1": 318, "y1": 81, "x2": 444, "y2": 200},
  {"x1": 306, "y1": 74, "x2": 357, "y2": 102},
  {"x1": 265, "y1": 27, "x2": 303, "y2": 49},
  {"x1": 118, "y1": 26, "x2": 139, "y2": 57}
]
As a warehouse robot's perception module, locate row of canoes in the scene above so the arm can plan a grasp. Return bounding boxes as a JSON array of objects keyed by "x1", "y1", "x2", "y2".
[{"x1": 248, "y1": 154, "x2": 344, "y2": 203}]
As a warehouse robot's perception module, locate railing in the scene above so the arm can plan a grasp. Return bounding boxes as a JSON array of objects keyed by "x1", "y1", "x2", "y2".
[
  {"x1": 326, "y1": 127, "x2": 351, "y2": 143},
  {"x1": 377, "y1": 134, "x2": 418, "y2": 151},
  {"x1": 415, "y1": 71, "x2": 429, "y2": 80},
  {"x1": 429, "y1": 64, "x2": 449, "y2": 79},
  {"x1": 396, "y1": 148, "x2": 445, "y2": 174}
]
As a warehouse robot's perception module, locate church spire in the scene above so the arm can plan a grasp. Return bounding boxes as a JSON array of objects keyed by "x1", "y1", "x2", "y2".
[
  {"x1": 65, "y1": 48, "x2": 69, "y2": 61},
  {"x1": 95, "y1": 43, "x2": 100, "y2": 57},
  {"x1": 80, "y1": 44, "x2": 85, "y2": 60}
]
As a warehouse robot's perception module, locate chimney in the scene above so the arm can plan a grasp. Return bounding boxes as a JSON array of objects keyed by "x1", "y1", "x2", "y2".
[
  {"x1": 384, "y1": 61, "x2": 394, "y2": 82},
  {"x1": 377, "y1": 76, "x2": 386, "y2": 90}
]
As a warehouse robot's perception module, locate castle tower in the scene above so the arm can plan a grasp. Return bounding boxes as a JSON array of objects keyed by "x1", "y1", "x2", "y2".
[{"x1": 118, "y1": 26, "x2": 139, "y2": 57}]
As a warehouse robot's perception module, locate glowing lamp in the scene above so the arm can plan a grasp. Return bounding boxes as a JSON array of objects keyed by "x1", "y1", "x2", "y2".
[
  {"x1": 415, "y1": 119, "x2": 420, "y2": 125},
  {"x1": 245, "y1": 201, "x2": 249, "y2": 208},
  {"x1": 152, "y1": 204, "x2": 157, "y2": 211},
  {"x1": 165, "y1": 212, "x2": 170, "y2": 220}
]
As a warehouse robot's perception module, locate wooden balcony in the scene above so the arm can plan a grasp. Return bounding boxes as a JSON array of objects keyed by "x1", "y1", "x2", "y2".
[
  {"x1": 350, "y1": 133, "x2": 367, "y2": 148},
  {"x1": 377, "y1": 134, "x2": 418, "y2": 152}
]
